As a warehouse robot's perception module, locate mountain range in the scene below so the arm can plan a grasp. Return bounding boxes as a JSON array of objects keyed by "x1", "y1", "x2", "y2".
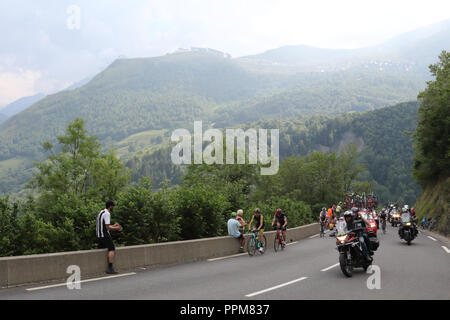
[{"x1": 0, "y1": 19, "x2": 448, "y2": 198}]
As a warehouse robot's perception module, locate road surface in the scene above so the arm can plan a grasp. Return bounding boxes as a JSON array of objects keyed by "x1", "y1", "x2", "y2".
[{"x1": 1, "y1": 225, "x2": 449, "y2": 300}]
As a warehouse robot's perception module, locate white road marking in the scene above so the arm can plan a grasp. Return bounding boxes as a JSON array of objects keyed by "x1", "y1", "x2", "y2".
[
  {"x1": 245, "y1": 277, "x2": 308, "y2": 297},
  {"x1": 209, "y1": 241, "x2": 298, "y2": 261},
  {"x1": 321, "y1": 263, "x2": 339, "y2": 272},
  {"x1": 427, "y1": 236, "x2": 438, "y2": 241},
  {"x1": 207, "y1": 253, "x2": 247, "y2": 262},
  {"x1": 309, "y1": 234, "x2": 319, "y2": 239},
  {"x1": 26, "y1": 272, "x2": 136, "y2": 292},
  {"x1": 441, "y1": 246, "x2": 450, "y2": 254}
]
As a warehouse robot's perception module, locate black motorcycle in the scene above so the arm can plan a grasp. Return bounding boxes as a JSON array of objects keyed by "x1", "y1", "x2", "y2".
[
  {"x1": 398, "y1": 212, "x2": 418, "y2": 245},
  {"x1": 335, "y1": 219, "x2": 373, "y2": 277}
]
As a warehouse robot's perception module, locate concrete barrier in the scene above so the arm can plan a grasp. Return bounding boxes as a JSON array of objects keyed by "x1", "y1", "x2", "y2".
[{"x1": 0, "y1": 223, "x2": 318, "y2": 288}]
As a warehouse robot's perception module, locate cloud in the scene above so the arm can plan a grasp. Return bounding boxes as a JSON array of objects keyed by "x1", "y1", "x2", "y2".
[
  {"x1": 0, "y1": 69, "x2": 41, "y2": 106},
  {"x1": 0, "y1": 0, "x2": 449, "y2": 105}
]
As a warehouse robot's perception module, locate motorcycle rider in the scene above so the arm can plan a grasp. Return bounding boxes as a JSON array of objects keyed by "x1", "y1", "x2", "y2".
[
  {"x1": 372, "y1": 209, "x2": 379, "y2": 229},
  {"x1": 344, "y1": 207, "x2": 373, "y2": 261},
  {"x1": 399, "y1": 206, "x2": 418, "y2": 238}
]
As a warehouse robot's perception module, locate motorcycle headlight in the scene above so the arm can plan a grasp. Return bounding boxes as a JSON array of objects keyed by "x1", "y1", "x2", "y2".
[
  {"x1": 337, "y1": 235, "x2": 346, "y2": 242},
  {"x1": 406, "y1": 223, "x2": 411, "y2": 226}
]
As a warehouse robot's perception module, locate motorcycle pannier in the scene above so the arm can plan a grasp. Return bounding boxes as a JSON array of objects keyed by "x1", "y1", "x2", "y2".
[{"x1": 369, "y1": 235, "x2": 379, "y2": 251}]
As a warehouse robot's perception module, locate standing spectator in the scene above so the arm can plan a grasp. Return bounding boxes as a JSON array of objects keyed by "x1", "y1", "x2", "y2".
[
  {"x1": 96, "y1": 200, "x2": 123, "y2": 274},
  {"x1": 227, "y1": 212, "x2": 246, "y2": 252},
  {"x1": 336, "y1": 202, "x2": 343, "y2": 218},
  {"x1": 421, "y1": 217, "x2": 427, "y2": 229}
]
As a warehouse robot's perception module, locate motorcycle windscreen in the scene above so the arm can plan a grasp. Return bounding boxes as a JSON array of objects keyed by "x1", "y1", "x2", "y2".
[
  {"x1": 336, "y1": 220, "x2": 347, "y2": 236},
  {"x1": 401, "y1": 213, "x2": 412, "y2": 223}
]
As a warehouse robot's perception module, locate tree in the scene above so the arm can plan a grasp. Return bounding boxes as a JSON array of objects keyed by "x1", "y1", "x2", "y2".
[
  {"x1": 114, "y1": 178, "x2": 180, "y2": 245},
  {"x1": 23, "y1": 119, "x2": 130, "y2": 252},
  {"x1": 413, "y1": 51, "x2": 450, "y2": 186}
]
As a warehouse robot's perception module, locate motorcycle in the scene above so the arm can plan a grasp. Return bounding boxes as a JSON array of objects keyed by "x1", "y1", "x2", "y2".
[
  {"x1": 399, "y1": 212, "x2": 418, "y2": 245},
  {"x1": 335, "y1": 219, "x2": 373, "y2": 277},
  {"x1": 391, "y1": 210, "x2": 401, "y2": 227}
]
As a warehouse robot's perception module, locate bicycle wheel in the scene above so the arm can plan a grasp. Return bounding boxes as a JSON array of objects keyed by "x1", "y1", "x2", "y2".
[
  {"x1": 274, "y1": 232, "x2": 280, "y2": 252},
  {"x1": 247, "y1": 236, "x2": 256, "y2": 256},
  {"x1": 261, "y1": 235, "x2": 267, "y2": 253}
]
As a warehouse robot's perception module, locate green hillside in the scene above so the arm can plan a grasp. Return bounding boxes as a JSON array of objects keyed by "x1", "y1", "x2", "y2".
[
  {"x1": 0, "y1": 50, "x2": 425, "y2": 163},
  {"x1": 126, "y1": 101, "x2": 421, "y2": 205},
  {"x1": 412, "y1": 51, "x2": 449, "y2": 236},
  {"x1": 414, "y1": 177, "x2": 449, "y2": 236}
]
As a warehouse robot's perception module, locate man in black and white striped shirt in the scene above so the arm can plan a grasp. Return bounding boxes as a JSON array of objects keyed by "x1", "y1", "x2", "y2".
[{"x1": 96, "y1": 200, "x2": 122, "y2": 274}]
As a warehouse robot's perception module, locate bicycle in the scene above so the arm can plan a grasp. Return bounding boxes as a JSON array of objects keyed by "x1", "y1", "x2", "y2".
[
  {"x1": 273, "y1": 226, "x2": 286, "y2": 252},
  {"x1": 319, "y1": 221, "x2": 326, "y2": 238},
  {"x1": 246, "y1": 230, "x2": 267, "y2": 256},
  {"x1": 381, "y1": 218, "x2": 386, "y2": 234}
]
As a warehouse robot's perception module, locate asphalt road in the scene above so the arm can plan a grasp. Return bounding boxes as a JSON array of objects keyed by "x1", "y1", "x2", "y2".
[{"x1": 1, "y1": 225, "x2": 449, "y2": 300}]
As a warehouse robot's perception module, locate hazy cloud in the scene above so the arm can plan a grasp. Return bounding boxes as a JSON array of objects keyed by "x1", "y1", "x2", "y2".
[{"x1": 0, "y1": 0, "x2": 449, "y2": 106}]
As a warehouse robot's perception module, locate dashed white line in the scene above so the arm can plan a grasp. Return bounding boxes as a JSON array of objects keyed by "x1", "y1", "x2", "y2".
[
  {"x1": 427, "y1": 236, "x2": 438, "y2": 241},
  {"x1": 245, "y1": 277, "x2": 308, "y2": 297},
  {"x1": 321, "y1": 263, "x2": 339, "y2": 272},
  {"x1": 26, "y1": 272, "x2": 136, "y2": 291},
  {"x1": 286, "y1": 241, "x2": 298, "y2": 246},
  {"x1": 309, "y1": 234, "x2": 319, "y2": 239},
  {"x1": 441, "y1": 246, "x2": 450, "y2": 254},
  {"x1": 207, "y1": 253, "x2": 247, "y2": 262}
]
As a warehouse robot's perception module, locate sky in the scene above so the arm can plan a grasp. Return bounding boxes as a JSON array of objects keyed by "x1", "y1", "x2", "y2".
[{"x1": 0, "y1": 0, "x2": 449, "y2": 107}]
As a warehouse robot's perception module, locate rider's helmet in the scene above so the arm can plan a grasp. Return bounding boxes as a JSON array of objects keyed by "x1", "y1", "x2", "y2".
[
  {"x1": 254, "y1": 208, "x2": 261, "y2": 214},
  {"x1": 344, "y1": 210, "x2": 353, "y2": 220},
  {"x1": 404, "y1": 205, "x2": 409, "y2": 210},
  {"x1": 322, "y1": 207, "x2": 327, "y2": 211},
  {"x1": 351, "y1": 207, "x2": 359, "y2": 216},
  {"x1": 382, "y1": 207, "x2": 386, "y2": 212},
  {"x1": 276, "y1": 208, "x2": 282, "y2": 216},
  {"x1": 231, "y1": 212, "x2": 237, "y2": 217}
]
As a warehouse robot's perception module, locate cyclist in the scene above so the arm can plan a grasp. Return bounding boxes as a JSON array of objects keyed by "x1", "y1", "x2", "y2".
[
  {"x1": 272, "y1": 208, "x2": 287, "y2": 247},
  {"x1": 319, "y1": 207, "x2": 327, "y2": 234},
  {"x1": 327, "y1": 206, "x2": 336, "y2": 230},
  {"x1": 379, "y1": 208, "x2": 387, "y2": 233},
  {"x1": 249, "y1": 208, "x2": 265, "y2": 253}
]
